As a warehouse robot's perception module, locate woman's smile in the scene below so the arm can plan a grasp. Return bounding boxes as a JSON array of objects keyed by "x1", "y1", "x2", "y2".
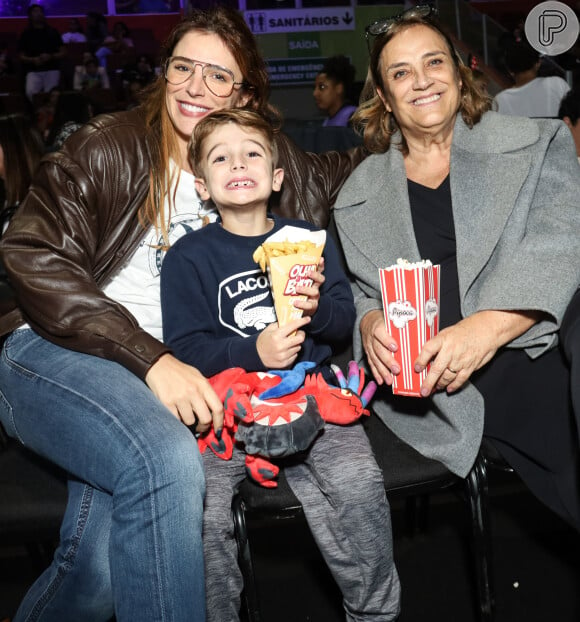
[
  {"x1": 411, "y1": 93, "x2": 441, "y2": 106},
  {"x1": 166, "y1": 31, "x2": 245, "y2": 148},
  {"x1": 379, "y1": 24, "x2": 461, "y2": 135}
]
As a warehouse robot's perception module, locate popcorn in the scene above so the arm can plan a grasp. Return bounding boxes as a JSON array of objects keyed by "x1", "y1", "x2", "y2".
[
  {"x1": 253, "y1": 226, "x2": 326, "y2": 327},
  {"x1": 379, "y1": 259, "x2": 440, "y2": 397}
]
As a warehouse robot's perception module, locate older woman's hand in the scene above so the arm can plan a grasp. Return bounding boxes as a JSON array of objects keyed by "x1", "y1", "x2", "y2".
[
  {"x1": 360, "y1": 309, "x2": 401, "y2": 385},
  {"x1": 414, "y1": 310, "x2": 541, "y2": 396}
]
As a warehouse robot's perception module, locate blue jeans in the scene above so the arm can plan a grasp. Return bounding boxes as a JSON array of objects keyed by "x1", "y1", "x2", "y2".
[{"x1": 0, "y1": 329, "x2": 206, "y2": 622}]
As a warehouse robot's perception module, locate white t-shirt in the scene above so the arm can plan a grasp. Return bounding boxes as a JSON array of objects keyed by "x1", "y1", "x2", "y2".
[
  {"x1": 494, "y1": 76, "x2": 570, "y2": 118},
  {"x1": 62, "y1": 32, "x2": 87, "y2": 43},
  {"x1": 103, "y1": 164, "x2": 217, "y2": 339}
]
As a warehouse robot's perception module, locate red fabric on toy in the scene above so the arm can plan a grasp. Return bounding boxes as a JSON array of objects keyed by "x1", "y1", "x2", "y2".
[{"x1": 198, "y1": 362, "x2": 375, "y2": 487}]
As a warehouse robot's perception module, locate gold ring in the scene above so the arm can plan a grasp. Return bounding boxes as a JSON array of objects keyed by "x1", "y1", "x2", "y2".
[{"x1": 447, "y1": 368, "x2": 458, "y2": 374}]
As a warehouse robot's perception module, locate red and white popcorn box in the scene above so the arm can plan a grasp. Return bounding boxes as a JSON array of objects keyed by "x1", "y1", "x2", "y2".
[{"x1": 379, "y1": 259, "x2": 440, "y2": 397}]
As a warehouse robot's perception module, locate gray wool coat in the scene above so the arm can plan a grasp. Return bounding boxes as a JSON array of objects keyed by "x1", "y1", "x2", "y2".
[{"x1": 334, "y1": 111, "x2": 580, "y2": 477}]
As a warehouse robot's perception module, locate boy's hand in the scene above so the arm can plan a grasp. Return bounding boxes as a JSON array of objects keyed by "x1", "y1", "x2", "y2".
[
  {"x1": 257, "y1": 316, "x2": 311, "y2": 368},
  {"x1": 292, "y1": 258, "x2": 325, "y2": 318}
]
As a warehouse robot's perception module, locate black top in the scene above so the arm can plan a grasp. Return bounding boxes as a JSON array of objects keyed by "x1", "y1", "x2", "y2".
[
  {"x1": 406, "y1": 174, "x2": 579, "y2": 526},
  {"x1": 160, "y1": 215, "x2": 355, "y2": 377},
  {"x1": 408, "y1": 174, "x2": 461, "y2": 328},
  {"x1": 18, "y1": 26, "x2": 63, "y2": 74}
]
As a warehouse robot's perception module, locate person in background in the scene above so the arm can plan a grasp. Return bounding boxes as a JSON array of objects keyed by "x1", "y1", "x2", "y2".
[
  {"x1": 121, "y1": 53, "x2": 156, "y2": 107},
  {"x1": 494, "y1": 40, "x2": 570, "y2": 117},
  {"x1": 45, "y1": 90, "x2": 93, "y2": 151},
  {"x1": 61, "y1": 17, "x2": 87, "y2": 44},
  {"x1": 73, "y1": 52, "x2": 111, "y2": 91},
  {"x1": 559, "y1": 86, "x2": 580, "y2": 163},
  {"x1": 335, "y1": 5, "x2": 580, "y2": 535},
  {"x1": 96, "y1": 21, "x2": 135, "y2": 68},
  {"x1": 161, "y1": 107, "x2": 400, "y2": 622},
  {"x1": 34, "y1": 85, "x2": 60, "y2": 142},
  {"x1": 18, "y1": 4, "x2": 66, "y2": 102},
  {"x1": 0, "y1": 42, "x2": 15, "y2": 77},
  {"x1": 0, "y1": 6, "x2": 364, "y2": 620},
  {"x1": 0, "y1": 113, "x2": 44, "y2": 235},
  {"x1": 85, "y1": 11, "x2": 108, "y2": 54},
  {"x1": 313, "y1": 55, "x2": 358, "y2": 127},
  {"x1": 122, "y1": 53, "x2": 156, "y2": 88}
]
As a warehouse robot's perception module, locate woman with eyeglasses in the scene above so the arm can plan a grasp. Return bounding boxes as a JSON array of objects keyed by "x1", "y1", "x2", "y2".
[
  {"x1": 335, "y1": 6, "x2": 580, "y2": 531},
  {"x1": 0, "y1": 6, "x2": 365, "y2": 621}
]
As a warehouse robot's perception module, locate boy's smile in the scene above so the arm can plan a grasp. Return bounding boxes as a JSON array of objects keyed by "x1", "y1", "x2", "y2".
[
  {"x1": 226, "y1": 178, "x2": 257, "y2": 190},
  {"x1": 195, "y1": 123, "x2": 284, "y2": 219}
]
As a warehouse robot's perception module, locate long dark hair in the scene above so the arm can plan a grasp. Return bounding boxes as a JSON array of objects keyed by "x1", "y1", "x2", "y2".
[
  {"x1": 0, "y1": 113, "x2": 44, "y2": 209},
  {"x1": 45, "y1": 91, "x2": 93, "y2": 148}
]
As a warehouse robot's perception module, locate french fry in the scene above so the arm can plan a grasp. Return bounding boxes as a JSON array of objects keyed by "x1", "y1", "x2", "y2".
[
  {"x1": 253, "y1": 226, "x2": 326, "y2": 327},
  {"x1": 253, "y1": 241, "x2": 320, "y2": 272}
]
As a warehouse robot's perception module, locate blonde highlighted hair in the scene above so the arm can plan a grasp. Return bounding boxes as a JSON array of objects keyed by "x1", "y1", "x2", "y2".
[{"x1": 353, "y1": 14, "x2": 492, "y2": 154}]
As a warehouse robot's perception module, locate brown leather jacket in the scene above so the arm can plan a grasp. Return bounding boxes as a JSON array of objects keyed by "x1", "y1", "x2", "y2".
[{"x1": 0, "y1": 108, "x2": 364, "y2": 379}]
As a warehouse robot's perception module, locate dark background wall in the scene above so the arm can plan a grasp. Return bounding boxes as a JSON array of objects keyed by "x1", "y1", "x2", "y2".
[{"x1": 0, "y1": 13, "x2": 181, "y2": 49}]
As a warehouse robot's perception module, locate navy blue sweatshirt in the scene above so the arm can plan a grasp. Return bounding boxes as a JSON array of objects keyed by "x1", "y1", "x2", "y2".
[{"x1": 161, "y1": 216, "x2": 355, "y2": 377}]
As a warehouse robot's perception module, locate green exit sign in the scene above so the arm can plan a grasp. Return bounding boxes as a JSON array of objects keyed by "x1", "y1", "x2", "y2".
[{"x1": 287, "y1": 32, "x2": 321, "y2": 57}]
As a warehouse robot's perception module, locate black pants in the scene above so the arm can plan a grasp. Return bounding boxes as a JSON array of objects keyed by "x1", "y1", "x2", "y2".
[
  {"x1": 465, "y1": 288, "x2": 580, "y2": 531},
  {"x1": 473, "y1": 342, "x2": 580, "y2": 531},
  {"x1": 389, "y1": 290, "x2": 580, "y2": 531}
]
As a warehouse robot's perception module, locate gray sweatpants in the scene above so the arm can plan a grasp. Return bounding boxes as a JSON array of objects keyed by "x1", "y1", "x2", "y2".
[{"x1": 202, "y1": 422, "x2": 401, "y2": 621}]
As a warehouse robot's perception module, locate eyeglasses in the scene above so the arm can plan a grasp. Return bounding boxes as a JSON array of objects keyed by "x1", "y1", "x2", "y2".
[
  {"x1": 365, "y1": 4, "x2": 437, "y2": 52},
  {"x1": 164, "y1": 56, "x2": 245, "y2": 97}
]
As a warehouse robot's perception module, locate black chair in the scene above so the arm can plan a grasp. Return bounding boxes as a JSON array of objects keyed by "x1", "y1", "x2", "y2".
[
  {"x1": 0, "y1": 427, "x2": 68, "y2": 569},
  {"x1": 233, "y1": 414, "x2": 500, "y2": 622}
]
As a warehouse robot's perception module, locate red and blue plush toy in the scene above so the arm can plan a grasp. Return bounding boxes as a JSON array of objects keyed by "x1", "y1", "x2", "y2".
[{"x1": 198, "y1": 361, "x2": 377, "y2": 487}]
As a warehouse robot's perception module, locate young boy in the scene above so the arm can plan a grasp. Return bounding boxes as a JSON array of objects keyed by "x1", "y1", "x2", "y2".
[{"x1": 160, "y1": 109, "x2": 400, "y2": 622}]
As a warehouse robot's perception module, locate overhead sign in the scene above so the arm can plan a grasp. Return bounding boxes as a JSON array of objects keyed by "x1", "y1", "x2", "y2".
[
  {"x1": 266, "y1": 58, "x2": 326, "y2": 85},
  {"x1": 244, "y1": 8, "x2": 355, "y2": 34},
  {"x1": 287, "y1": 32, "x2": 321, "y2": 58}
]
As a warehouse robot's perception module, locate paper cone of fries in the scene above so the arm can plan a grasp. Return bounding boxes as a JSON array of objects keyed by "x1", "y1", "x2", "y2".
[
  {"x1": 379, "y1": 259, "x2": 440, "y2": 397},
  {"x1": 253, "y1": 225, "x2": 326, "y2": 327}
]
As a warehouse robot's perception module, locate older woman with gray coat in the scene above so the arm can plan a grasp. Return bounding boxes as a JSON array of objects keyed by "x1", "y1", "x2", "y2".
[{"x1": 335, "y1": 6, "x2": 580, "y2": 528}]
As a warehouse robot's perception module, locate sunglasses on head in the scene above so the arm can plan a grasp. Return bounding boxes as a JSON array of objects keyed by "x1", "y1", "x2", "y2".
[{"x1": 364, "y1": 4, "x2": 438, "y2": 53}]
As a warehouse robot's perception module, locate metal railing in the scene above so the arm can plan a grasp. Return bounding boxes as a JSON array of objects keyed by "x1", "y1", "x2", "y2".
[{"x1": 430, "y1": 0, "x2": 572, "y2": 86}]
